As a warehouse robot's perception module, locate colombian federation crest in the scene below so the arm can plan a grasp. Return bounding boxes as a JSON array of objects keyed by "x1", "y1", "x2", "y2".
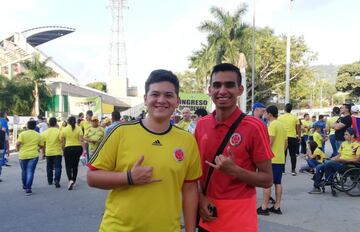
[
  {"x1": 173, "y1": 148, "x2": 185, "y2": 162},
  {"x1": 230, "y1": 133, "x2": 242, "y2": 146}
]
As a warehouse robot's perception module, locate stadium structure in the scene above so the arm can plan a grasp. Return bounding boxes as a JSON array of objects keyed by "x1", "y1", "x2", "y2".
[{"x1": 0, "y1": 26, "x2": 134, "y2": 117}]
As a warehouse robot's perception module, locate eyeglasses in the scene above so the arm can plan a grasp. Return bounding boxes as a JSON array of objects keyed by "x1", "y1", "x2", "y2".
[{"x1": 211, "y1": 81, "x2": 237, "y2": 89}]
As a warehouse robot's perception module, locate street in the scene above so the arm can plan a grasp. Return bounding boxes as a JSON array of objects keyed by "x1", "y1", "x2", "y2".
[{"x1": 0, "y1": 148, "x2": 359, "y2": 232}]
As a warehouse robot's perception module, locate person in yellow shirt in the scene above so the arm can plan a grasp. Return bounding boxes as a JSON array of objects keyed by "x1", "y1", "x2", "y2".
[
  {"x1": 258, "y1": 105, "x2": 287, "y2": 216},
  {"x1": 87, "y1": 69, "x2": 202, "y2": 232},
  {"x1": 83, "y1": 116, "x2": 104, "y2": 158},
  {"x1": 41, "y1": 117, "x2": 62, "y2": 188},
  {"x1": 300, "y1": 141, "x2": 325, "y2": 174},
  {"x1": 16, "y1": 120, "x2": 44, "y2": 195},
  {"x1": 61, "y1": 116, "x2": 84, "y2": 190},
  {"x1": 313, "y1": 124, "x2": 327, "y2": 151},
  {"x1": 278, "y1": 103, "x2": 301, "y2": 176},
  {"x1": 80, "y1": 110, "x2": 93, "y2": 156},
  {"x1": 326, "y1": 107, "x2": 340, "y2": 157},
  {"x1": 176, "y1": 107, "x2": 192, "y2": 131},
  {"x1": 300, "y1": 113, "x2": 312, "y2": 154}
]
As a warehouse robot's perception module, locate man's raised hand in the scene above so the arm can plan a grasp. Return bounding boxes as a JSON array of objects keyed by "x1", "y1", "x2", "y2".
[{"x1": 130, "y1": 155, "x2": 161, "y2": 185}]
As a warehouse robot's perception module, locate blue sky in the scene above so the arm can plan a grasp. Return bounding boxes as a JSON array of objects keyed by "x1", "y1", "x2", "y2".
[{"x1": 1, "y1": 0, "x2": 359, "y2": 92}]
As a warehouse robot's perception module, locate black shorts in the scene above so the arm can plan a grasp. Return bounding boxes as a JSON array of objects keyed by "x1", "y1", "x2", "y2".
[{"x1": 272, "y1": 164, "x2": 284, "y2": 185}]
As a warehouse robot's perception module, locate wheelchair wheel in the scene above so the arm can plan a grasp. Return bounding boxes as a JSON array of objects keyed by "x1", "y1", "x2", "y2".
[
  {"x1": 344, "y1": 169, "x2": 360, "y2": 197},
  {"x1": 332, "y1": 172, "x2": 343, "y2": 191}
]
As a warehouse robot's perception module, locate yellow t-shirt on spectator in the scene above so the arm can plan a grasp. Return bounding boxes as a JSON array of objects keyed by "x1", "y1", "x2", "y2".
[
  {"x1": 339, "y1": 141, "x2": 360, "y2": 160},
  {"x1": 41, "y1": 127, "x2": 62, "y2": 156},
  {"x1": 176, "y1": 120, "x2": 192, "y2": 131},
  {"x1": 301, "y1": 120, "x2": 312, "y2": 136},
  {"x1": 313, "y1": 147, "x2": 326, "y2": 163},
  {"x1": 278, "y1": 113, "x2": 300, "y2": 138},
  {"x1": 18, "y1": 130, "x2": 43, "y2": 160},
  {"x1": 85, "y1": 126, "x2": 105, "y2": 154},
  {"x1": 268, "y1": 119, "x2": 287, "y2": 164},
  {"x1": 61, "y1": 125, "x2": 83, "y2": 147},
  {"x1": 326, "y1": 116, "x2": 339, "y2": 135},
  {"x1": 313, "y1": 131, "x2": 323, "y2": 149}
]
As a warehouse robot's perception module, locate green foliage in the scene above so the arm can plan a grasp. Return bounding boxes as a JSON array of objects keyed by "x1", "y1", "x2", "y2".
[
  {"x1": 86, "y1": 82, "x2": 107, "y2": 92},
  {"x1": 176, "y1": 70, "x2": 206, "y2": 93},
  {"x1": 335, "y1": 61, "x2": 360, "y2": 97}
]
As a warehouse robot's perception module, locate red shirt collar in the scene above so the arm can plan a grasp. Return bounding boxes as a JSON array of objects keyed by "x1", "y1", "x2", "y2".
[{"x1": 210, "y1": 107, "x2": 242, "y2": 128}]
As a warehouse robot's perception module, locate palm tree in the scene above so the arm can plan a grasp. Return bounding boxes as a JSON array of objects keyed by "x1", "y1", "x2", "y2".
[
  {"x1": 197, "y1": 4, "x2": 248, "y2": 64},
  {"x1": 17, "y1": 54, "x2": 57, "y2": 116}
]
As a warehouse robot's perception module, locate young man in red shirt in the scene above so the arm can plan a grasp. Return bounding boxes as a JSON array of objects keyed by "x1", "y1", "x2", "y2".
[{"x1": 195, "y1": 63, "x2": 273, "y2": 232}]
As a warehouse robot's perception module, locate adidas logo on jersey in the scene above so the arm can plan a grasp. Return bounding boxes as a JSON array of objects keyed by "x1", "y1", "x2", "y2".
[{"x1": 152, "y1": 140, "x2": 162, "y2": 146}]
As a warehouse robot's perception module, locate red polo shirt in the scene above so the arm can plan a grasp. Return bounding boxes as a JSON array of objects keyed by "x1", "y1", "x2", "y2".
[{"x1": 195, "y1": 107, "x2": 273, "y2": 200}]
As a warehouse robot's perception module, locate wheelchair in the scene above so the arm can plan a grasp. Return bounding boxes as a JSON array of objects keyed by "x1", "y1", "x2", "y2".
[{"x1": 319, "y1": 164, "x2": 360, "y2": 197}]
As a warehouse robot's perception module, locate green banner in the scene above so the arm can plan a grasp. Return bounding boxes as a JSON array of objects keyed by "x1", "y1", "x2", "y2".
[
  {"x1": 68, "y1": 96, "x2": 102, "y2": 116},
  {"x1": 179, "y1": 93, "x2": 212, "y2": 112}
]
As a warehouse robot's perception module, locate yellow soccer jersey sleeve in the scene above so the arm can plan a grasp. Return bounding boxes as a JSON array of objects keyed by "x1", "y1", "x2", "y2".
[
  {"x1": 18, "y1": 130, "x2": 43, "y2": 160},
  {"x1": 268, "y1": 120, "x2": 286, "y2": 164},
  {"x1": 89, "y1": 121, "x2": 202, "y2": 232},
  {"x1": 339, "y1": 141, "x2": 360, "y2": 160},
  {"x1": 41, "y1": 127, "x2": 62, "y2": 156}
]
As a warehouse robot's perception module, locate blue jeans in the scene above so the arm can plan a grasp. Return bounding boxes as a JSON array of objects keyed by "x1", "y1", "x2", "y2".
[
  {"x1": 324, "y1": 160, "x2": 344, "y2": 180},
  {"x1": 300, "y1": 135, "x2": 309, "y2": 154},
  {"x1": 19, "y1": 157, "x2": 39, "y2": 190},
  {"x1": 0, "y1": 149, "x2": 3, "y2": 176},
  {"x1": 1, "y1": 143, "x2": 7, "y2": 166},
  {"x1": 329, "y1": 134, "x2": 337, "y2": 157},
  {"x1": 313, "y1": 163, "x2": 325, "y2": 188},
  {"x1": 46, "y1": 155, "x2": 62, "y2": 183}
]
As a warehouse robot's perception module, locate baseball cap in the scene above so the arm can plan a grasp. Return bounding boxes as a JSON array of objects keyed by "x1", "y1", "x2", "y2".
[
  {"x1": 351, "y1": 105, "x2": 359, "y2": 113},
  {"x1": 103, "y1": 117, "x2": 111, "y2": 124},
  {"x1": 252, "y1": 102, "x2": 266, "y2": 110}
]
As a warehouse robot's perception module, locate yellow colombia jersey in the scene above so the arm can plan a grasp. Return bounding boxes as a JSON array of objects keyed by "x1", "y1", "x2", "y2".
[
  {"x1": 89, "y1": 120, "x2": 202, "y2": 232},
  {"x1": 278, "y1": 113, "x2": 299, "y2": 138},
  {"x1": 80, "y1": 120, "x2": 92, "y2": 134},
  {"x1": 176, "y1": 120, "x2": 191, "y2": 131},
  {"x1": 61, "y1": 125, "x2": 83, "y2": 147},
  {"x1": 18, "y1": 130, "x2": 43, "y2": 160},
  {"x1": 313, "y1": 131, "x2": 323, "y2": 148},
  {"x1": 339, "y1": 141, "x2": 360, "y2": 160},
  {"x1": 268, "y1": 119, "x2": 287, "y2": 164},
  {"x1": 41, "y1": 127, "x2": 62, "y2": 156},
  {"x1": 85, "y1": 126, "x2": 104, "y2": 154},
  {"x1": 301, "y1": 120, "x2": 312, "y2": 136},
  {"x1": 313, "y1": 148, "x2": 326, "y2": 163},
  {"x1": 327, "y1": 116, "x2": 339, "y2": 135}
]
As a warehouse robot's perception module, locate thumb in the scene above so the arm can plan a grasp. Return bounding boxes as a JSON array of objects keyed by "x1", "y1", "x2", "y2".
[
  {"x1": 227, "y1": 147, "x2": 235, "y2": 160},
  {"x1": 134, "y1": 155, "x2": 144, "y2": 168}
]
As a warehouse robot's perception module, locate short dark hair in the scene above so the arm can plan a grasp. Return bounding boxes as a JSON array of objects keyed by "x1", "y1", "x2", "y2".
[
  {"x1": 49, "y1": 117, "x2": 57, "y2": 127},
  {"x1": 210, "y1": 63, "x2": 242, "y2": 86},
  {"x1": 111, "y1": 111, "x2": 121, "y2": 121},
  {"x1": 308, "y1": 140, "x2": 318, "y2": 154},
  {"x1": 332, "y1": 106, "x2": 340, "y2": 115},
  {"x1": 304, "y1": 113, "x2": 309, "y2": 118},
  {"x1": 285, "y1": 103, "x2": 292, "y2": 113},
  {"x1": 319, "y1": 115, "x2": 324, "y2": 120},
  {"x1": 27, "y1": 120, "x2": 37, "y2": 130},
  {"x1": 145, "y1": 69, "x2": 179, "y2": 95},
  {"x1": 86, "y1": 110, "x2": 93, "y2": 117},
  {"x1": 343, "y1": 104, "x2": 351, "y2": 113},
  {"x1": 194, "y1": 108, "x2": 208, "y2": 117},
  {"x1": 266, "y1": 105, "x2": 278, "y2": 118}
]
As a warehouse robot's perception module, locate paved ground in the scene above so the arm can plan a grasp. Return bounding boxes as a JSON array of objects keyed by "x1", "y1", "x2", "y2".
[{"x1": 0, "y1": 143, "x2": 359, "y2": 232}]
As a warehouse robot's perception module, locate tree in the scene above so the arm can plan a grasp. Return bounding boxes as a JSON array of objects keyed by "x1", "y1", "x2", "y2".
[
  {"x1": 176, "y1": 70, "x2": 206, "y2": 93},
  {"x1": 17, "y1": 54, "x2": 57, "y2": 116},
  {"x1": 190, "y1": 4, "x2": 248, "y2": 81},
  {"x1": 86, "y1": 82, "x2": 107, "y2": 92},
  {"x1": 335, "y1": 61, "x2": 360, "y2": 98}
]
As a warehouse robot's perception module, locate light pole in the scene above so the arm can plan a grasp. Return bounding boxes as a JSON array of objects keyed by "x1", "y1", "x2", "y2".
[
  {"x1": 251, "y1": 0, "x2": 256, "y2": 107},
  {"x1": 285, "y1": 0, "x2": 294, "y2": 104}
]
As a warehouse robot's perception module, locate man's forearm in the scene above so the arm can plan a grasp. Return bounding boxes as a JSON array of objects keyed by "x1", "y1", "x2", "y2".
[
  {"x1": 182, "y1": 182, "x2": 198, "y2": 232},
  {"x1": 87, "y1": 169, "x2": 128, "y2": 190},
  {"x1": 231, "y1": 164, "x2": 272, "y2": 188}
]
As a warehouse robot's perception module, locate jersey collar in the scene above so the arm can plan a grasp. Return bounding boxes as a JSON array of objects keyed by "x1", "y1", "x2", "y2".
[{"x1": 210, "y1": 107, "x2": 242, "y2": 129}]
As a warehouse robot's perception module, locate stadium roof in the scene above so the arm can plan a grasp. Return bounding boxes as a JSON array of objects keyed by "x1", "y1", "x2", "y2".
[{"x1": 22, "y1": 26, "x2": 75, "y2": 47}]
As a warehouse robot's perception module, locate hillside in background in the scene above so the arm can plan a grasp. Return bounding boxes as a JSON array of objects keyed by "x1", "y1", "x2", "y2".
[{"x1": 312, "y1": 64, "x2": 339, "y2": 83}]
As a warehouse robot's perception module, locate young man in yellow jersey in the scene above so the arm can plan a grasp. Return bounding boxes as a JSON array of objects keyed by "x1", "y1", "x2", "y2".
[
  {"x1": 300, "y1": 113, "x2": 312, "y2": 154},
  {"x1": 83, "y1": 116, "x2": 104, "y2": 157},
  {"x1": 41, "y1": 117, "x2": 63, "y2": 188},
  {"x1": 278, "y1": 103, "x2": 301, "y2": 176},
  {"x1": 87, "y1": 70, "x2": 202, "y2": 232},
  {"x1": 258, "y1": 105, "x2": 287, "y2": 216}
]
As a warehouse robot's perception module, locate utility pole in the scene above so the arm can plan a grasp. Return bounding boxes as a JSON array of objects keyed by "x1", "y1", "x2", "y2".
[
  {"x1": 251, "y1": 0, "x2": 256, "y2": 107},
  {"x1": 285, "y1": 0, "x2": 294, "y2": 104}
]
